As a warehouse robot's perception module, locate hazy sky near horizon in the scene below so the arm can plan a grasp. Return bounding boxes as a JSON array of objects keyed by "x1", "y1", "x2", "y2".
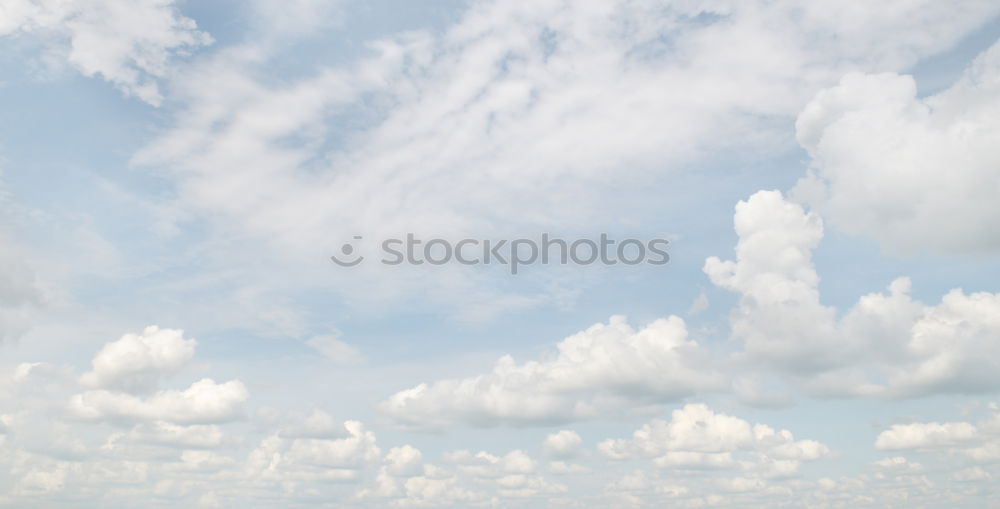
[{"x1": 3, "y1": 1, "x2": 1000, "y2": 507}]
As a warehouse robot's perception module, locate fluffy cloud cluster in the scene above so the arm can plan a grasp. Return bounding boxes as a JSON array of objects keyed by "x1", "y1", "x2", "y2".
[
  {"x1": 793, "y1": 38, "x2": 1000, "y2": 254},
  {"x1": 0, "y1": 324, "x2": 585, "y2": 507},
  {"x1": 361, "y1": 446, "x2": 571, "y2": 506},
  {"x1": 380, "y1": 315, "x2": 723, "y2": 429},
  {"x1": 0, "y1": 326, "x2": 381, "y2": 505},
  {"x1": 876, "y1": 421, "x2": 979, "y2": 451},
  {"x1": 707, "y1": 190, "x2": 1000, "y2": 398},
  {"x1": 80, "y1": 326, "x2": 196, "y2": 393},
  {"x1": 110, "y1": 421, "x2": 227, "y2": 449},
  {"x1": 68, "y1": 378, "x2": 248, "y2": 424},
  {"x1": 849, "y1": 404, "x2": 1000, "y2": 506},
  {"x1": 599, "y1": 404, "x2": 829, "y2": 477},
  {"x1": 543, "y1": 430, "x2": 583, "y2": 459},
  {"x1": 383, "y1": 186, "x2": 1000, "y2": 430},
  {"x1": 62, "y1": 327, "x2": 247, "y2": 426},
  {"x1": 876, "y1": 404, "x2": 1000, "y2": 463},
  {"x1": 8, "y1": 330, "x2": 834, "y2": 508},
  {"x1": 5, "y1": 329, "x2": 999, "y2": 507},
  {"x1": 0, "y1": 0, "x2": 212, "y2": 105}
]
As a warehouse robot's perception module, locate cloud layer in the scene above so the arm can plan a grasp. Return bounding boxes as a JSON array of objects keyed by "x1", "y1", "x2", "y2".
[{"x1": 1, "y1": 0, "x2": 1000, "y2": 507}]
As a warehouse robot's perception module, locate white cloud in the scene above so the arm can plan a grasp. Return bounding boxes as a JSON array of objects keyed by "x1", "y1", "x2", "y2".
[
  {"x1": 707, "y1": 190, "x2": 1000, "y2": 398},
  {"x1": 793, "y1": 38, "x2": 1000, "y2": 254},
  {"x1": 873, "y1": 456, "x2": 923, "y2": 472},
  {"x1": 877, "y1": 421, "x2": 980, "y2": 451},
  {"x1": 3, "y1": 1, "x2": 1000, "y2": 507},
  {"x1": 547, "y1": 460, "x2": 588, "y2": 475},
  {"x1": 380, "y1": 315, "x2": 723, "y2": 429},
  {"x1": 384, "y1": 445, "x2": 423, "y2": 477},
  {"x1": 543, "y1": 430, "x2": 583, "y2": 459},
  {"x1": 952, "y1": 467, "x2": 991, "y2": 482},
  {"x1": 389, "y1": 476, "x2": 482, "y2": 506},
  {"x1": 704, "y1": 191, "x2": 838, "y2": 372},
  {"x1": 0, "y1": 0, "x2": 212, "y2": 105},
  {"x1": 687, "y1": 291, "x2": 709, "y2": 316},
  {"x1": 598, "y1": 403, "x2": 829, "y2": 476},
  {"x1": 445, "y1": 449, "x2": 537, "y2": 478},
  {"x1": 284, "y1": 420, "x2": 381, "y2": 468},
  {"x1": 867, "y1": 405, "x2": 1000, "y2": 500},
  {"x1": 599, "y1": 404, "x2": 752, "y2": 459},
  {"x1": 426, "y1": 449, "x2": 569, "y2": 501},
  {"x1": 3, "y1": 327, "x2": 593, "y2": 507},
  {"x1": 113, "y1": 421, "x2": 226, "y2": 449},
  {"x1": 275, "y1": 409, "x2": 347, "y2": 439},
  {"x1": 1, "y1": 339, "x2": 996, "y2": 508},
  {"x1": 381, "y1": 185, "x2": 1000, "y2": 429},
  {"x1": 68, "y1": 378, "x2": 248, "y2": 424},
  {"x1": 236, "y1": 432, "x2": 378, "y2": 487},
  {"x1": 130, "y1": 0, "x2": 1000, "y2": 318},
  {"x1": 80, "y1": 326, "x2": 196, "y2": 393},
  {"x1": 599, "y1": 406, "x2": 838, "y2": 507}
]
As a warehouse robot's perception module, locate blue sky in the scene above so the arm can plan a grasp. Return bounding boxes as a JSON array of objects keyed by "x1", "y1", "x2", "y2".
[{"x1": 2, "y1": 1, "x2": 1000, "y2": 507}]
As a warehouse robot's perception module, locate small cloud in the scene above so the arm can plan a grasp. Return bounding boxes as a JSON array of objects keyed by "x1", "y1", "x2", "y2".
[
  {"x1": 687, "y1": 291, "x2": 709, "y2": 315},
  {"x1": 80, "y1": 326, "x2": 196, "y2": 394},
  {"x1": 543, "y1": 430, "x2": 583, "y2": 459}
]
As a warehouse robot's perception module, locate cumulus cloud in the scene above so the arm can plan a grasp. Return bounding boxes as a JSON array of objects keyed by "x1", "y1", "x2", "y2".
[
  {"x1": 380, "y1": 315, "x2": 723, "y2": 429},
  {"x1": 873, "y1": 456, "x2": 923, "y2": 472},
  {"x1": 445, "y1": 449, "x2": 537, "y2": 478},
  {"x1": 707, "y1": 190, "x2": 1000, "y2": 397},
  {"x1": 80, "y1": 326, "x2": 196, "y2": 393},
  {"x1": 868, "y1": 404, "x2": 1000, "y2": 497},
  {"x1": 433, "y1": 449, "x2": 569, "y2": 501},
  {"x1": 234, "y1": 424, "x2": 383, "y2": 487},
  {"x1": 0, "y1": 339, "x2": 993, "y2": 509},
  {"x1": 0, "y1": 0, "x2": 212, "y2": 105},
  {"x1": 875, "y1": 404, "x2": 1000, "y2": 456},
  {"x1": 68, "y1": 378, "x2": 248, "y2": 424},
  {"x1": 284, "y1": 420, "x2": 381, "y2": 468},
  {"x1": 275, "y1": 409, "x2": 347, "y2": 439},
  {"x1": 599, "y1": 405, "x2": 840, "y2": 507},
  {"x1": 704, "y1": 191, "x2": 838, "y2": 372},
  {"x1": 793, "y1": 38, "x2": 1000, "y2": 254},
  {"x1": 362, "y1": 446, "x2": 567, "y2": 505},
  {"x1": 598, "y1": 404, "x2": 829, "y2": 476},
  {"x1": 384, "y1": 445, "x2": 423, "y2": 477},
  {"x1": 113, "y1": 421, "x2": 226, "y2": 449},
  {"x1": 543, "y1": 430, "x2": 583, "y2": 459},
  {"x1": 875, "y1": 421, "x2": 978, "y2": 450},
  {"x1": 382, "y1": 187, "x2": 1000, "y2": 429}
]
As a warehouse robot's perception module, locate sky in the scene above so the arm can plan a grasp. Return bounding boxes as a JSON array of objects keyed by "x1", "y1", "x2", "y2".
[{"x1": 2, "y1": 0, "x2": 1000, "y2": 507}]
